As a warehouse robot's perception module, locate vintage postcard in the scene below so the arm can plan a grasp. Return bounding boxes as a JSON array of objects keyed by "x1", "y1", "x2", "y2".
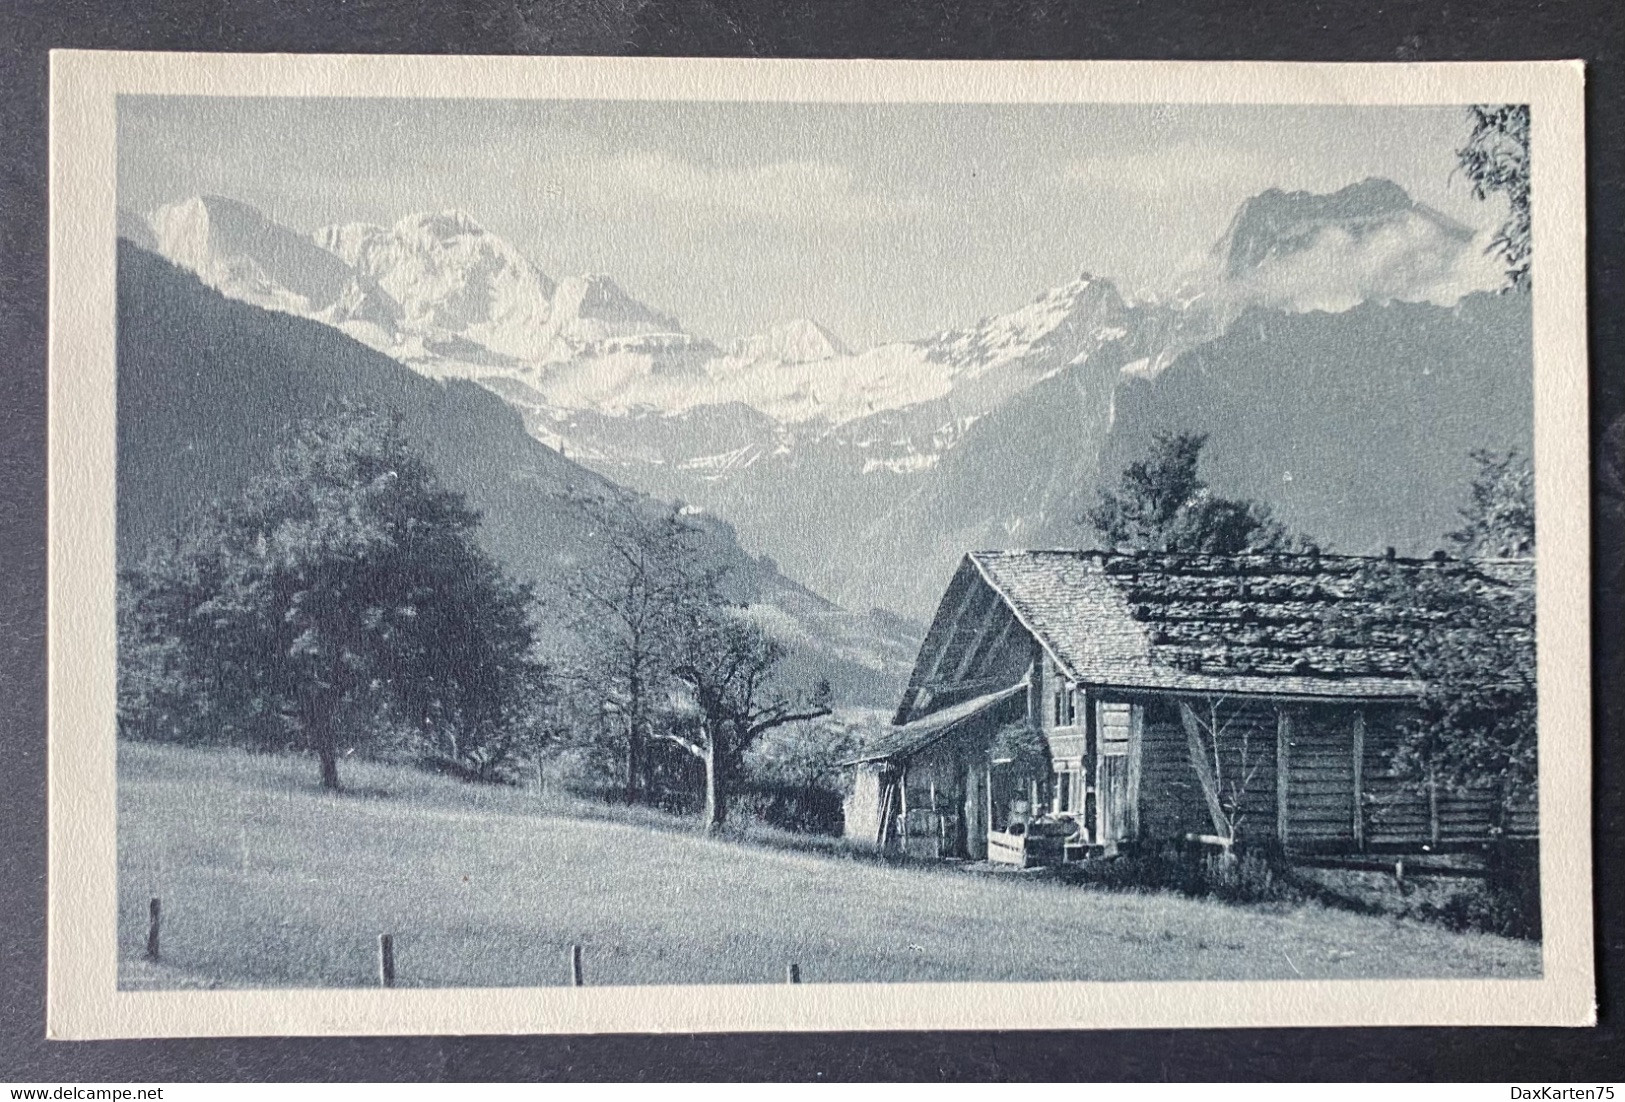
[{"x1": 48, "y1": 53, "x2": 1592, "y2": 1037}]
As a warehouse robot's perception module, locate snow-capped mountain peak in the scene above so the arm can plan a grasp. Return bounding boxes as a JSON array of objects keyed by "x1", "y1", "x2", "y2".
[
  {"x1": 397, "y1": 208, "x2": 495, "y2": 243},
  {"x1": 547, "y1": 273, "x2": 683, "y2": 346},
  {"x1": 312, "y1": 210, "x2": 559, "y2": 361},
  {"x1": 149, "y1": 194, "x2": 357, "y2": 317},
  {"x1": 1217, "y1": 177, "x2": 1432, "y2": 275},
  {"x1": 925, "y1": 273, "x2": 1125, "y2": 377},
  {"x1": 126, "y1": 182, "x2": 1513, "y2": 529},
  {"x1": 730, "y1": 318, "x2": 850, "y2": 363}
]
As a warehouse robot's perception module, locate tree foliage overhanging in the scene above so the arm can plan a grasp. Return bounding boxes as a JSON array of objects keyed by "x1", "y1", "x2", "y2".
[
  {"x1": 118, "y1": 403, "x2": 554, "y2": 789},
  {"x1": 1093, "y1": 433, "x2": 1538, "y2": 823},
  {"x1": 1337, "y1": 450, "x2": 1537, "y2": 816},
  {"x1": 1458, "y1": 104, "x2": 1531, "y2": 292}
]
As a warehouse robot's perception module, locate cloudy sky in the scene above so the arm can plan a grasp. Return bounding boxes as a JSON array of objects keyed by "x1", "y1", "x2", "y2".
[{"x1": 119, "y1": 97, "x2": 1504, "y2": 349}]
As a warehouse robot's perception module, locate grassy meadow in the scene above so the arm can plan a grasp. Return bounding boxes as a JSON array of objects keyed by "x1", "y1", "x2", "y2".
[{"x1": 118, "y1": 742, "x2": 1541, "y2": 989}]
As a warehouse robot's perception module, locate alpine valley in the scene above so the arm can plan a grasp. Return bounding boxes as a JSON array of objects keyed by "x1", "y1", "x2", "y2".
[{"x1": 121, "y1": 178, "x2": 1531, "y2": 627}]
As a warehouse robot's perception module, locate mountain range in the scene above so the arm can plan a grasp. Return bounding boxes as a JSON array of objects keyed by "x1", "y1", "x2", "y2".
[
  {"x1": 115, "y1": 242, "x2": 921, "y2": 708},
  {"x1": 120, "y1": 177, "x2": 1530, "y2": 619}
]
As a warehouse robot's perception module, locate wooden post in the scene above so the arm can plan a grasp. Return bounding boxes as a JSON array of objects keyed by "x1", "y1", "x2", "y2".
[
  {"x1": 145, "y1": 898, "x2": 161, "y2": 962},
  {"x1": 570, "y1": 944, "x2": 585, "y2": 987},
  {"x1": 1427, "y1": 768, "x2": 1441, "y2": 847},
  {"x1": 929, "y1": 773, "x2": 940, "y2": 857},
  {"x1": 1125, "y1": 703, "x2": 1143, "y2": 841},
  {"x1": 787, "y1": 963, "x2": 802, "y2": 984},
  {"x1": 1275, "y1": 710, "x2": 1292, "y2": 850},
  {"x1": 1083, "y1": 690, "x2": 1099, "y2": 843},
  {"x1": 984, "y1": 763, "x2": 993, "y2": 842},
  {"x1": 897, "y1": 765, "x2": 908, "y2": 848},
  {"x1": 1028, "y1": 639, "x2": 1043, "y2": 726},
  {"x1": 1351, "y1": 710, "x2": 1366, "y2": 852},
  {"x1": 876, "y1": 776, "x2": 895, "y2": 849},
  {"x1": 377, "y1": 934, "x2": 395, "y2": 988}
]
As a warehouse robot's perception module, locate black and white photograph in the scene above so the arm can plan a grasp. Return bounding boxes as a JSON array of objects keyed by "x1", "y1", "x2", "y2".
[{"x1": 45, "y1": 54, "x2": 1593, "y2": 1037}]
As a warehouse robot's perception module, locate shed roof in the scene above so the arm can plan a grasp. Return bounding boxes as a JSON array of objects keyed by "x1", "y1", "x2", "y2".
[
  {"x1": 958, "y1": 549, "x2": 1531, "y2": 701},
  {"x1": 846, "y1": 683, "x2": 1027, "y2": 765}
]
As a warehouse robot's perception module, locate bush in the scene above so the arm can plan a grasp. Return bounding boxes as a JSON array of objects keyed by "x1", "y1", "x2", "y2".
[
  {"x1": 730, "y1": 782, "x2": 845, "y2": 836},
  {"x1": 1061, "y1": 842, "x2": 1296, "y2": 905},
  {"x1": 1411, "y1": 843, "x2": 1540, "y2": 939},
  {"x1": 1201, "y1": 849, "x2": 1282, "y2": 903},
  {"x1": 416, "y1": 754, "x2": 517, "y2": 786},
  {"x1": 1411, "y1": 883, "x2": 1535, "y2": 939}
]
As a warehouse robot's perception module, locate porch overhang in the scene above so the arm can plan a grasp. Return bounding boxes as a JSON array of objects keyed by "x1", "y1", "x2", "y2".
[{"x1": 843, "y1": 682, "x2": 1028, "y2": 766}]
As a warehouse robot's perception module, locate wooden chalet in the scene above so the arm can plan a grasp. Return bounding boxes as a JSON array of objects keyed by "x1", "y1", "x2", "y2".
[{"x1": 845, "y1": 550, "x2": 1536, "y2": 865}]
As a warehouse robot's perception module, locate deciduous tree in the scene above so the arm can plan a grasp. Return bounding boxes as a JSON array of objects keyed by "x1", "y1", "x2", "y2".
[
  {"x1": 1457, "y1": 104, "x2": 1531, "y2": 291},
  {"x1": 1448, "y1": 448, "x2": 1534, "y2": 557},
  {"x1": 560, "y1": 492, "x2": 725, "y2": 803},
  {"x1": 119, "y1": 403, "x2": 548, "y2": 789},
  {"x1": 1334, "y1": 448, "x2": 1536, "y2": 822},
  {"x1": 661, "y1": 609, "x2": 832, "y2": 831}
]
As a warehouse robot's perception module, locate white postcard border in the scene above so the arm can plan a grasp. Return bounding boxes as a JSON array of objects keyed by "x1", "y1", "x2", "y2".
[{"x1": 47, "y1": 51, "x2": 1593, "y2": 1038}]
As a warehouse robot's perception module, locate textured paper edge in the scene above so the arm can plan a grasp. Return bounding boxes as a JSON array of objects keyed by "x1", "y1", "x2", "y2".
[{"x1": 46, "y1": 52, "x2": 1595, "y2": 1038}]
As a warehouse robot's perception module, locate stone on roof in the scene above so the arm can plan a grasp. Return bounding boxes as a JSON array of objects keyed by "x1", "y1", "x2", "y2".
[{"x1": 966, "y1": 549, "x2": 1531, "y2": 700}]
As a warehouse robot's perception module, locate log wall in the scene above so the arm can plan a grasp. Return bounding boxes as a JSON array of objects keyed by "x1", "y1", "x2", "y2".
[
  {"x1": 1359, "y1": 708, "x2": 1538, "y2": 848},
  {"x1": 1130, "y1": 697, "x2": 1537, "y2": 852},
  {"x1": 1282, "y1": 705, "x2": 1358, "y2": 846},
  {"x1": 1136, "y1": 699, "x2": 1212, "y2": 841}
]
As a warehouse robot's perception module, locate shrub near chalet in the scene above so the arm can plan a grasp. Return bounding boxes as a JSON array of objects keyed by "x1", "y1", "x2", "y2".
[{"x1": 118, "y1": 403, "x2": 551, "y2": 789}]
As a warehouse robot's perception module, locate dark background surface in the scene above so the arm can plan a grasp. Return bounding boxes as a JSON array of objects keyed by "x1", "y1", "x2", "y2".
[{"x1": 2, "y1": 0, "x2": 1621, "y2": 1082}]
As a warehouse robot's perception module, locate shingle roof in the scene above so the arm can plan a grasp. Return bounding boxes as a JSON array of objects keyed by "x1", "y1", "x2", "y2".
[
  {"x1": 847, "y1": 683, "x2": 1027, "y2": 764},
  {"x1": 965, "y1": 549, "x2": 1533, "y2": 700}
]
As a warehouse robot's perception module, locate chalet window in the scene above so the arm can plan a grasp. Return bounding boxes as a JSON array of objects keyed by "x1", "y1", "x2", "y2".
[{"x1": 1052, "y1": 682, "x2": 1078, "y2": 728}]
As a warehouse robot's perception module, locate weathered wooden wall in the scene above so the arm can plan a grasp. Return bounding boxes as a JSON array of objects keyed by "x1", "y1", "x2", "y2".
[
  {"x1": 1360, "y1": 708, "x2": 1538, "y2": 848},
  {"x1": 1135, "y1": 699, "x2": 1213, "y2": 841},
  {"x1": 1282, "y1": 704, "x2": 1358, "y2": 846},
  {"x1": 1129, "y1": 697, "x2": 1537, "y2": 853},
  {"x1": 900, "y1": 741, "x2": 968, "y2": 858},
  {"x1": 843, "y1": 765, "x2": 885, "y2": 844}
]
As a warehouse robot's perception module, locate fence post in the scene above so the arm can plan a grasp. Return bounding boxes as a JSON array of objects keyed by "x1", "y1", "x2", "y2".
[
  {"x1": 786, "y1": 963, "x2": 802, "y2": 985},
  {"x1": 378, "y1": 934, "x2": 395, "y2": 988},
  {"x1": 570, "y1": 944, "x2": 584, "y2": 987},
  {"x1": 145, "y1": 898, "x2": 161, "y2": 961}
]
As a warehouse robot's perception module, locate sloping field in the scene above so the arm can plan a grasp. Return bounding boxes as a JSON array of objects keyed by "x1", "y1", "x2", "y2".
[{"x1": 118, "y1": 743, "x2": 1540, "y2": 989}]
